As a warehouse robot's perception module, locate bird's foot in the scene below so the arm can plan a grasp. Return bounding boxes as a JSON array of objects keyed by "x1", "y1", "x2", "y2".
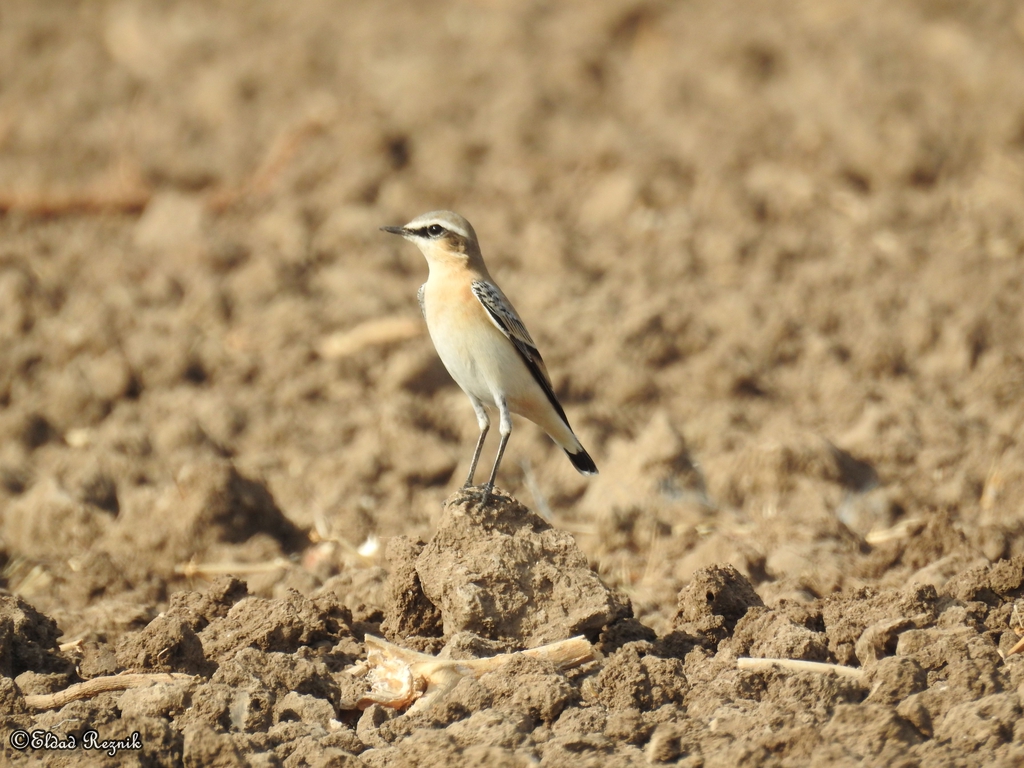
[
  {"x1": 479, "y1": 483, "x2": 494, "y2": 508},
  {"x1": 457, "y1": 483, "x2": 496, "y2": 508}
]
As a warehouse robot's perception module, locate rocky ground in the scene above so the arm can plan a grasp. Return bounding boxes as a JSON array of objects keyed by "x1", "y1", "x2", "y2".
[{"x1": 2, "y1": 0, "x2": 1024, "y2": 765}]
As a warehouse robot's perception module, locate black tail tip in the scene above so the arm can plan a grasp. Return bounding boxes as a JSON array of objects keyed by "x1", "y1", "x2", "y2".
[{"x1": 566, "y1": 447, "x2": 598, "y2": 476}]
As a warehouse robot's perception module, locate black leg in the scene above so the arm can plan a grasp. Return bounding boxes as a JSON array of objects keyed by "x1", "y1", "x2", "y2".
[
  {"x1": 464, "y1": 397, "x2": 490, "y2": 489},
  {"x1": 464, "y1": 424, "x2": 489, "y2": 488},
  {"x1": 481, "y1": 397, "x2": 511, "y2": 506}
]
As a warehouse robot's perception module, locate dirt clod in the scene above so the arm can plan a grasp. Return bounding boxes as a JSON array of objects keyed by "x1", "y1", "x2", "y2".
[
  {"x1": 672, "y1": 564, "x2": 765, "y2": 647},
  {"x1": 116, "y1": 614, "x2": 210, "y2": 675},
  {"x1": 0, "y1": 596, "x2": 68, "y2": 678},
  {"x1": 415, "y1": 489, "x2": 631, "y2": 646},
  {"x1": 380, "y1": 536, "x2": 443, "y2": 643}
]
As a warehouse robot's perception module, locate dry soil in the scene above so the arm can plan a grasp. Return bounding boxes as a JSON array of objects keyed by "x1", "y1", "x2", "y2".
[{"x1": 2, "y1": 1, "x2": 1024, "y2": 766}]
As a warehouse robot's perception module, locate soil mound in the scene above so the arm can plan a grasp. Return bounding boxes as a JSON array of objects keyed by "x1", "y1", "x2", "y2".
[{"x1": 3, "y1": 494, "x2": 1024, "y2": 766}]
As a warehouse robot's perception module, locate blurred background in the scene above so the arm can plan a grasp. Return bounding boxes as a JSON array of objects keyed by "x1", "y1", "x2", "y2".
[{"x1": 1, "y1": 0, "x2": 1024, "y2": 635}]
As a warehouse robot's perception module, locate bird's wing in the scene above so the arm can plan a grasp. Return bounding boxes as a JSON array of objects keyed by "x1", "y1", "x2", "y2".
[
  {"x1": 471, "y1": 279, "x2": 568, "y2": 424},
  {"x1": 417, "y1": 284, "x2": 427, "y2": 320}
]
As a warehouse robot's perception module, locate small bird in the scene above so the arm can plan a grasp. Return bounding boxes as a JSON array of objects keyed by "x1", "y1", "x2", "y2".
[{"x1": 381, "y1": 211, "x2": 597, "y2": 502}]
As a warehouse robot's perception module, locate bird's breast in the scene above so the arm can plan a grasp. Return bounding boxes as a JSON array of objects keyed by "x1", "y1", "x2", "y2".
[{"x1": 422, "y1": 277, "x2": 497, "y2": 401}]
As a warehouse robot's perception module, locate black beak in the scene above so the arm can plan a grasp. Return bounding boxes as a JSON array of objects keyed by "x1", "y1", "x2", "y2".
[{"x1": 380, "y1": 226, "x2": 407, "y2": 236}]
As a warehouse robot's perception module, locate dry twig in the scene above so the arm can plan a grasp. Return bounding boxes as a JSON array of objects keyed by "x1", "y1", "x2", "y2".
[
  {"x1": 864, "y1": 518, "x2": 925, "y2": 545},
  {"x1": 317, "y1": 317, "x2": 422, "y2": 360},
  {"x1": 24, "y1": 673, "x2": 194, "y2": 710},
  {"x1": 1006, "y1": 635, "x2": 1024, "y2": 657},
  {"x1": 0, "y1": 164, "x2": 151, "y2": 217},
  {"x1": 737, "y1": 657, "x2": 866, "y2": 683},
  {"x1": 0, "y1": 112, "x2": 328, "y2": 218},
  {"x1": 206, "y1": 114, "x2": 329, "y2": 211},
  {"x1": 175, "y1": 556, "x2": 292, "y2": 578},
  {"x1": 350, "y1": 635, "x2": 595, "y2": 711}
]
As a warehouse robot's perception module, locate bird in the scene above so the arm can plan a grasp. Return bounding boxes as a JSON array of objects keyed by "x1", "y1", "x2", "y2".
[{"x1": 381, "y1": 210, "x2": 597, "y2": 503}]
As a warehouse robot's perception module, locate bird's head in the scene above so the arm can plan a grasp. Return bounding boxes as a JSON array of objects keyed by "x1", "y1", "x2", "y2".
[{"x1": 381, "y1": 210, "x2": 481, "y2": 266}]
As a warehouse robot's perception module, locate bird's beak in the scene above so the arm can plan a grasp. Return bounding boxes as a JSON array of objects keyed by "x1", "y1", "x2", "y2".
[{"x1": 380, "y1": 225, "x2": 408, "y2": 236}]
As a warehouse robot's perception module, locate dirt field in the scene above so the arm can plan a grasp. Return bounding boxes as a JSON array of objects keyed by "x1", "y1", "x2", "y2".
[{"x1": 2, "y1": 0, "x2": 1024, "y2": 765}]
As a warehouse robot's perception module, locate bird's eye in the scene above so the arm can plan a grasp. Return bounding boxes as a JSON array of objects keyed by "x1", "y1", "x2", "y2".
[{"x1": 427, "y1": 224, "x2": 445, "y2": 237}]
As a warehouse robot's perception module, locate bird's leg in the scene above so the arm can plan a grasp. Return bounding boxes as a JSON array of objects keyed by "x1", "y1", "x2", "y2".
[
  {"x1": 482, "y1": 396, "x2": 512, "y2": 506},
  {"x1": 464, "y1": 398, "x2": 490, "y2": 488}
]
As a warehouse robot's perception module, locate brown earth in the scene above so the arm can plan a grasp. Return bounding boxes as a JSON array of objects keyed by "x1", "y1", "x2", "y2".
[{"x1": 2, "y1": 0, "x2": 1024, "y2": 765}]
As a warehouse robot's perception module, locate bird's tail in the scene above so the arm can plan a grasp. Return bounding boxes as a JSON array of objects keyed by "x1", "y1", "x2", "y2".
[{"x1": 565, "y1": 446, "x2": 598, "y2": 476}]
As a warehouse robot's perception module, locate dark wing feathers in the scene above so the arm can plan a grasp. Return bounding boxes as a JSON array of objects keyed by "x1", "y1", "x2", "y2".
[{"x1": 471, "y1": 280, "x2": 569, "y2": 426}]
